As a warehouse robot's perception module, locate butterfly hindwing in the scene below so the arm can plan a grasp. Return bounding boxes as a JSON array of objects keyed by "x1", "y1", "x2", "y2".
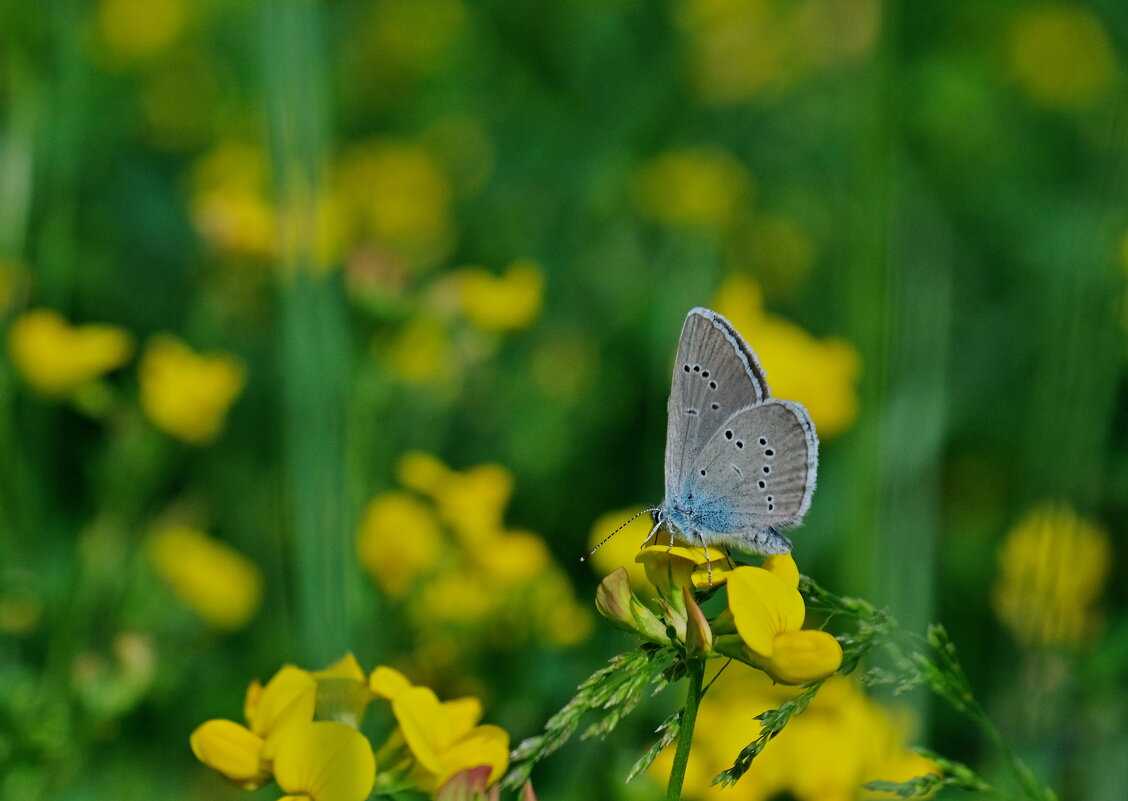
[{"x1": 685, "y1": 399, "x2": 818, "y2": 530}]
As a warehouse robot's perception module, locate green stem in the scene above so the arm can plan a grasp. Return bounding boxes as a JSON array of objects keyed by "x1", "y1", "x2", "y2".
[{"x1": 667, "y1": 658, "x2": 706, "y2": 801}]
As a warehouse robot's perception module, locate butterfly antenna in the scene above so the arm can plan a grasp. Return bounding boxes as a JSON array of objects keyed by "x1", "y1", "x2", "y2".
[{"x1": 580, "y1": 508, "x2": 659, "y2": 562}]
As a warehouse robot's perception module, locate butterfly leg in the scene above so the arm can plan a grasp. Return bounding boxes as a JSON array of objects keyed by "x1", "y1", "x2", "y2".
[
  {"x1": 693, "y1": 531, "x2": 714, "y2": 585},
  {"x1": 640, "y1": 519, "x2": 662, "y2": 550}
]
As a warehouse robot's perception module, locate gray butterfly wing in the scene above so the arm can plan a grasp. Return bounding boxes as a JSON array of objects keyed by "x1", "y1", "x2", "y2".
[
  {"x1": 686, "y1": 399, "x2": 818, "y2": 537},
  {"x1": 664, "y1": 307, "x2": 770, "y2": 498}
]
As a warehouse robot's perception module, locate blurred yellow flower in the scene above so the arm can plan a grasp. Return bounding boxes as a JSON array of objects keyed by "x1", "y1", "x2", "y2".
[
  {"x1": 385, "y1": 314, "x2": 455, "y2": 386},
  {"x1": 1008, "y1": 5, "x2": 1118, "y2": 111},
  {"x1": 191, "y1": 664, "x2": 317, "y2": 789},
  {"x1": 8, "y1": 308, "x2": 134, "y2": 397},
  {"x1": 191, "y1": 142, "x2": 276, "y2": 259},
  {"x1": 357, "y1": 492, "x2": 444, "y2": 598},
  {"x1": 139, "y1": 335, "x2": 246, "y2": 444},
  {"x1": 993, "y1": 503, "x2": 1112, "y2": 649},
  {"x1": 371, "y1": 0, "x2": 468, "y2": 73},
  {"x1": 336, "y1": 141, "x2": 456, "y2": 270},
  {"x1": 397, "y1": 450, "x2": 456, "y2": 496},
  {"x1": 272, "y1": 721, "x2": 376, "y2": 801},
  {"x1": 633, "y1": 148, "x2": 751, "y2": 231},
  {"x1": 147, "y1": 526, "x2": 262, "y2": 630},
  {"x1": 358, "y1": 452, "x2": 592, "y2": 657},
  {"x1": 714, "y1": 275, "x2": 860, "y2": 439},
  {"x1": 97, "y1": 0, "x2": 187, "y2": 63},
  {"x1": 458, "y1": 260, "x2": 545, "y2": 333},
  {"x1": 679, "y1": 0, "x2": 878, "y2": 104},
  {"x1": 652, "y1": 670, "x2": 938, "y2": 801}
]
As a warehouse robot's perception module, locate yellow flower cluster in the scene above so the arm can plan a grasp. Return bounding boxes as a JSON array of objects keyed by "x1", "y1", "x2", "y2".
[
  {"x1": 147, "y1": 526, "x2": 263, "y2": 631},
  {"x1": 993, "y1": 503, "x2": 1112, "y2": 649},
  {"x1": 190, "y1": 655, "x2": 510, "y2": 801},
  {"x1": 651, "y1": 668, "x2": 939, "y2": 801},
  {"x1": 678, "y1": 0, "x2": 879, "y2": 104},
  {"x1": 139, "y1": 334, "x2": 246, "y2": 444},
  {"x1": 357, "y1": 453, "x2": 593, "y2": 662},
  {"x1": 633, "y1": 148, "x2": 751, "y2": 231},
  {"x1": 596, "y1": 540, "x2": 842, "y2": 686},
  {"x1": 713, "y1": 275, "x2": 860, "y2": 439},
  {"x1": 1007, "y1": 5, "x2": 1118, "y2": 111},
  {"x1": 190, "y1": 136, "x2": 462, "y2": 274},
  {"x1": 382, "y1": 259, "x2": 546, "y2": 386},
  {"x1": 8, "y1": 308, "x2": 134, "y2": 397},
  {"x1": 96, "y1": 0, "x2": 187, "y2": 64},
  {"x1": 457, "y1": 259, "x2": 545, "y2": 334}
]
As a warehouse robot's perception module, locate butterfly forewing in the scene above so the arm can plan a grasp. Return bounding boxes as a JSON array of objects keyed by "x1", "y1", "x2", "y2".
[
  {"x1": 686, "y1": 399, "x2": 818, "y2": 529},
  {"x1": 664, "y1": 308, "x2": 769, "y2": 497}
]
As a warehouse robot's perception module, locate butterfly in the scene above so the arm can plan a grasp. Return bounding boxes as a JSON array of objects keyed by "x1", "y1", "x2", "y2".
[{"x1": 645, "y1": 307, "x2": 819, "y2": 567}]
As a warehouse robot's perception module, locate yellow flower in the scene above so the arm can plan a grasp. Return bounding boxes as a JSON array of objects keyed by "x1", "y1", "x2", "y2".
[
  {"x1": 190, "y1": 142, "x2": 276, "y2": 259},
  {"x1": 369, "y1": 666, "x2": 510, "y2": 792},
  {"x1": 336, "y1": 141, "x2": 456, "y2": 270},
  {"x1": 392, "y1": 685, "x2": 510, "y2": 789},
  {"x1": 369, "y1": 0, "x2": 467, "y2": 73},
  {"x1": 139, "y1": 334, "x2": 245, "y2": 444},
  {"x1": 633, "y1": 148, "x2": 751, "y2": 231},
  {"x1": 713, "y1": 275, "x2": 860, "y2": 439},
  {"x1": 147, "y1": 526, "x2": 263, "y2": 630},
  {"x1": 357, "y1": 492, "x2": 444, "y2": 598},
  {"x1": 427, "y1": 461, "x2": 514, "y2": 547},
  {"x1": 369, "y1": 665, "x2": 415, "y2": 701},
  {"x1": 191, "y1": 665, "x2": 317, "y2": 789},
  {"x1": 457, "y1": 259, "x2": 545, "y2": 333},
  {"x1": 314, "y1": 654, "x2": 374, "y2": 729},
  {"x1": 636, "y1": 540, "x2": 734, "y2": 594},
  {"x1": 385, "y1": 314, "x2": 455, "y2": 386},
  {"x1": 721, "y1": 554, "x2": 841, "y2": 684},
  {"x1": 993, "y1": 503, "x2": 1112, "y2": 649},
  {"x1": 272, "y1": 721, "x2": 376, "y2": 801},
  {"x1": 679, "y1": 0, "x2": 878, "y2": 105},
  {"x1": 96, "y1": 0, "x2": 186, "y2": 63},
  {"x1": 652, "y1": 669, "x2": 938, "y2": 801},
  {"x1": 1008, "y1": 5, "x2": 1117, "y2": 111},
  {"x1": 368, "y1": 452, "x2": 590, "y2": 653},
  {"x1": 8, "y1": 308, "x2": 134, "y2": 397},
  {"x1": 396, "y1": 451, "x2": 455, "y2": 496}
]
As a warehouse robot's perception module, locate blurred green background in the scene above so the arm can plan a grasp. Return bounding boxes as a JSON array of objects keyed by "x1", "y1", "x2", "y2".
[{"x1": 1, "y1": 0, "x2": 1126, "y2": 799}]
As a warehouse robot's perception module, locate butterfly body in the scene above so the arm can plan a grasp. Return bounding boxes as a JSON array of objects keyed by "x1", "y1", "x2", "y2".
[{"x1": 653, "y1": 308, "x2": 819, "y2": 557}]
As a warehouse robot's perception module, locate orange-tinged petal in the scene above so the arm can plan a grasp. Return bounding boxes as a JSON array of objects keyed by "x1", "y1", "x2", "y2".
[
  {"x1": 727, "y1": 566, "x2": 805, "y2": 657},
  {"x1": 761, "y1": 553, "x2": 800, "y2": 589},
  {"x1": 369, "y1": 665, "x2": 413, "y2": 700},
  {"x1": 436, "y1": 724, "x2": 510, "y2": 788},
  {"x1": 273, "y1": 721, "x2": 376, "y2": 801},
  {"x1": 189, "y1": 719, "x2": 268, "y2": 788},
  {"x1": 684, "y1": 586, "x2": 713, "y2": 655},
  {"x1": 250, "y1": 665, "x2": 317, "y2": 739},
  {"x1": 762, "y1": 630, "x2": 843, "y2": 685}
]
